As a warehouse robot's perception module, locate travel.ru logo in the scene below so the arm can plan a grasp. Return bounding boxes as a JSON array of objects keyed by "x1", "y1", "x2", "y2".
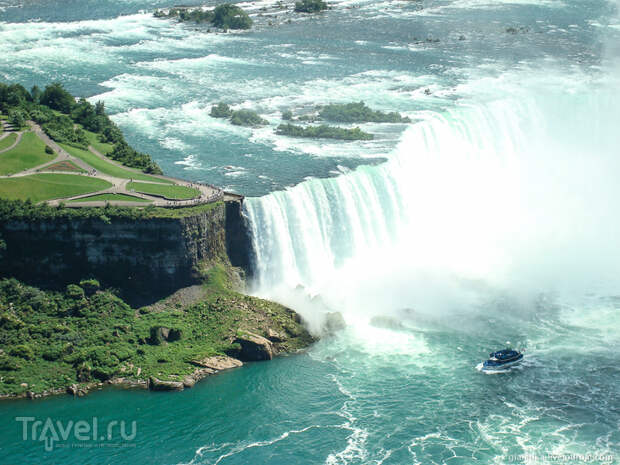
[{"x1": 16, "y1": 416, "x2": 137, "y2": 451}]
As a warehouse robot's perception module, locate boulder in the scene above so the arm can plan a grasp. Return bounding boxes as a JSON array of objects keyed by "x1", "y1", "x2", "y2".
[
  {"x1": 322, "y1": 312, "x2": 346, "y2": 334},
  {"x1": 182, "y1": 376, "x2": 196, "y2": 388},
  {"x1": 191, "y1": 355, "x2": 243, "y2": 371},
  {"x1": 234, "y1": 332, "x2": 274, "y2": 361},
  {"x1": 266, "y1": 328, "x2": 285, "y2": 342},
  {"x1": 148, "y1": 377, "x2": 184, "y2": 391}
]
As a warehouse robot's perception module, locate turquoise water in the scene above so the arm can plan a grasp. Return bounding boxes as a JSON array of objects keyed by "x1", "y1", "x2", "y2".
[{"x1": 2, "y1": 0, "x2": 620, "y2": 463}]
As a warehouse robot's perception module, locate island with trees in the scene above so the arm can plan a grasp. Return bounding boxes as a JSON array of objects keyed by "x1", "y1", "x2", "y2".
[{"x1": 154, "y1": 4, "x2": 253, "y2": 30}]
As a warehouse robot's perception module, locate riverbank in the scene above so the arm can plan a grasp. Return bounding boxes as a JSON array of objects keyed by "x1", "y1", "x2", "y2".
[{"x1": 0, "y1": 263, "x2": 315, "y2": 401}]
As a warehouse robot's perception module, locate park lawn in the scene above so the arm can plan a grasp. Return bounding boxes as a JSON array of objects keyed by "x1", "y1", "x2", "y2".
[
  {"x1": 83, "y1": 128, "x2": 114, "y2": 155},
  {"x1": 0, "y1": 132, "x2": 55, "y2": 175},
  {"x1": 0, "y1": 173, "x2": 112, "y2": 202},
  {"x1": 60, "y1": 143, "x2": 173, "y2": 184},
  {"x1": 69, "y1": 193, "x2": 151, "y2": 203},
  {"x1": 127, "y1": 181, "x2": 201, "y2": 200},
  {"x1": 0, "y1": 133, "x2": 18, "y2": 151}
]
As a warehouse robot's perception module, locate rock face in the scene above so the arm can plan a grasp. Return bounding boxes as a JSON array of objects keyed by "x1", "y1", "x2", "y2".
[
  {"x1": 0, "y1": 200, "x2": 253, "y2": 305},
  {"x1": 234, "y1": 332, "x2": 274, "y2": 361},
  {"x1": 191, "y1": 355, "x2": 243, "y2": 371}
]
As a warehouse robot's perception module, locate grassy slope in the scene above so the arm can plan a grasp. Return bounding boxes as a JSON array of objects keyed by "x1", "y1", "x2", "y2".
[
  {"x1": 0, "y1": 173, "x2": 112, "y2": 202},
  {"x1": 69, "y1": 193, "x2": 151, "y2": 203},
  {"x1": 127, "y1": 181, "x2": 200, "y2": 200},
  {"x1": 0, "y1": 132, "x2": 55, "y2": 175},
  {"x1": 0, "y1": 133, "x2": 18, "y2": 151},
  {"x1": 60, "y1": 143, "x2": 173, "y2": 184},
  {"x1": 0, "y1": 265, "x2": 314, "y2": 397},
  {"x1": 83, "y1": 129, "x2": 114, "y2": 155}
]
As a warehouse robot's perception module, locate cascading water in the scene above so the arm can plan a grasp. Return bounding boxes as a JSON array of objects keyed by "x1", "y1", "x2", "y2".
[{"x1": 245, "y1": 70, "x2": 620, "y2": 331}]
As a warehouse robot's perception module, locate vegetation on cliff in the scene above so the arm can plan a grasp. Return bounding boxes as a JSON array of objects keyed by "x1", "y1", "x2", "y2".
[
  {"x1": 0, "y1": 264, "x2": 314, "y2": 398},
  {"x1": 154, "y1": 4, "x2": 253, "y2": 30},
  {"x1": 318, "y1": 101, "x2": 411, "y2": 123},
  {"x1": 294, "y1": 0, "x2": 328, "y2": 13},
  {"x1": 0, "y1": 82, "x2": 162, "y2": 174},
  {"x1": 276, "y1": 123, "x2": 374, "y2": 140}
]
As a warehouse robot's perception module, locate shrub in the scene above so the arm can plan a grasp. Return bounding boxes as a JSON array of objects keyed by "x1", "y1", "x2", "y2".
[
  {"x1": 66, "y1": 284, "x2": 85, "y2": 300},
  {"x1": 210, "y1": 103, "x2": 233, "y2": 118},
  {"x1": 79, "y1": 279, "x2": 100, "y2": 296},
  {"x1": 45, "y1": 145, "x2": 54, "y2": 154},
  {"x1": 282, "y1": 110, "x2": 293, "y2": 120},
  {"x1": 10, "y1": 344, "x2": 35, "y2": 360},
  {"x1": 276, "y1": 123, "x2": 374, "y2": 140},
  {"x1": 212, "y1": 4, "x2": 253, "y2": 30},
  {"x1": 318, "y1": 101, "x2": 411, "y2": 123},
  {"x1": 230, "y1": 109, "x2": 268, "y2": 127}
]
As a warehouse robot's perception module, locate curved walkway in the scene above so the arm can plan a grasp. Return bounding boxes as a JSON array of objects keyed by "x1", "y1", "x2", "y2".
[
  {"x1": 1, "y1": 120, "x2": 231, "y2": 208},
  {"x1": 0, "y1": 131, "x2": 23, "y2": 154}
]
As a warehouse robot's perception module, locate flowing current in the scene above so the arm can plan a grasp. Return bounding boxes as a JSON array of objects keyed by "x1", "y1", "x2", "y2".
[{"x1": 1, "y1": 0, "x2": 620, "y2": 463}]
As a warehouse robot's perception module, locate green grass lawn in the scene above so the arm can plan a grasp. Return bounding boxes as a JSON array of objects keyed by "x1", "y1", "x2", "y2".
[
  {"x1": 0, "y1": 173, "x2": 112, "y2": 202},
  {"x1": 60, "y1": 143, "x2": 173, "y2": 184},
  {"x1": 0, "y1": 133, "x2": 18, "y2": 151},
  {"x1": 69, "y1": 193, "x2": 151, "y2": 203},
  {"x1": 83, "y1": 128, "x2": 114, "y2": 155},
  {"x1": 127, "y1": 181, "x2": 201, "y2": 200},
  {"x1": 0, "y1": 132, "x2": 56, "y2": 175}
]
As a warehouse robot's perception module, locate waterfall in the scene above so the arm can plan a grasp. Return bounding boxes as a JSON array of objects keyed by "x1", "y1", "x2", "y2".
[{"x1": 244, "y1": 72, "x2": 620, "y2": 331}]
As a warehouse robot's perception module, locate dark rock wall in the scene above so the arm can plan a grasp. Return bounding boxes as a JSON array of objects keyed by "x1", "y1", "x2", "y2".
[{"x1": 0, "y1": 201, "x2": 253, "y2": 304}]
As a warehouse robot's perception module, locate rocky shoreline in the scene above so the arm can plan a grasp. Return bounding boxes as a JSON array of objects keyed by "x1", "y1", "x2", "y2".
[{"x1": 0, "y1": 331, "x2": 306, "y2": 400}]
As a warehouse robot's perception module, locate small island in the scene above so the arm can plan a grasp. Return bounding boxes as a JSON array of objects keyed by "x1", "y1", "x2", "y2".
[
  {"x1": 276, "y1": 123, "x2": 374, "y2": 140},
  {"x1": 295, "y1": 0, "x2": 329, "y2": 13},
  {"x1": 318, "y1": 101, "x2": 411, "y2": 123},
  {"x1": 154, "y1": 3, "x2": 253, "y2": 30},
  {"x1": 210, "y1": 103, "x2": 268, "y2": 127}
]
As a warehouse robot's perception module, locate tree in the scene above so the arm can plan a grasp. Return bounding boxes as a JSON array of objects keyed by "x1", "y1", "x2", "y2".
[
  {"x1": 95, "y1": 101, "x2": 105, "y2": 116},
  {"x1": 30, "y1": 85, "x2": 42, "y2": 103},
  {"x1": 212, "y1": 4, "x2": 252, "y2": 30},
  {"x1": 40, "y1": 82, "x2": 75, "y2": 114},
  {"x1": 8, "y1": 109, "x2": 26, "y2": 129}
]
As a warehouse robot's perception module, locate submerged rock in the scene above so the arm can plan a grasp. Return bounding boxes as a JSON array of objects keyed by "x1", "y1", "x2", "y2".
[{"x1": 369, "y1": 315, "x2": 404, "y2": 330}]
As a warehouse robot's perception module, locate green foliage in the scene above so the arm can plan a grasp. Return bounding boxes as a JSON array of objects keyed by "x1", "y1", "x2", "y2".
[
  {"x1": 282, "y1": 110, "x2": 293, "y2": 121},
  {"x1": 155, "y1": 4, "x2": 252, "y2": 30},
  {"x1": 210, "y1": 103, "x2": 233, "y2": 119},
  {"x1": 212, "y1": 4, "x2": 252, "y2": 30},
  {"x1": 66, "y1": 284, "x2": 85, "y2": 300},
  {"x1": 0, "y1": 272, "x2": 314, "y2": 396},
  {"x1": 0, "y1": 80, "x2": 163, "y2": 175},
  {"x1": 276, "y1": 123, "x2": 374, "y2": 140},
  {"x1": 45, "y1": 145, "x2": 54, "y2": 154},
  {"x1": 230, "y1": 109, "x2": 268, "y2": 127},
  {"x1": 318, "y1": 101, "x2": 411, "y2": 123},
  {"x1": 210, "y1": 104, "x2": 268, "y2": 127},
  {"x1": 7, "y1": 109, "x2": 26, "y2": 129},
  {"x1": 109, "y1": 141, "x2": 163, "y2": 174},
  {"x1": 295, "y1": 0, "x2": 328, "y2": 13},
  {"x1": 10, "y1": 344, "x2": 35, "y2": 360},
  {"x1": 40, "y1": 83, "x2": 75, "y2": 114}
]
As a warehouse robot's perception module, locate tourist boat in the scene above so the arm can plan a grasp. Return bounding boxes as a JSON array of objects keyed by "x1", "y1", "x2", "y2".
[{"x1": 481, "y1": 349, "x2": 523, "y2": 372}]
